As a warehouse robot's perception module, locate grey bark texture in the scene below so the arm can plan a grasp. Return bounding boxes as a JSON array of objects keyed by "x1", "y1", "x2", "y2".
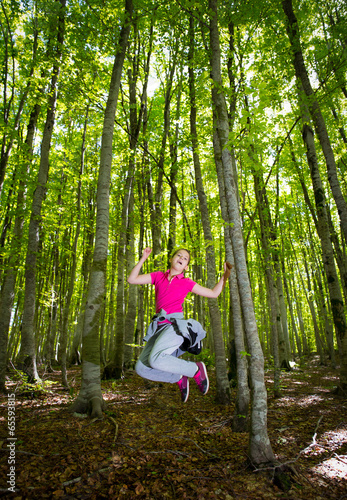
[{"x1": 70, "y1": 0, "x2": 133, "y2": 417}]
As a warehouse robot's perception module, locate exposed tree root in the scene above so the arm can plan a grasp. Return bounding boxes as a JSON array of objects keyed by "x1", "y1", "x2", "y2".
[{"x1": 69, "y1": 394, "x2": 106, "y2": 418}]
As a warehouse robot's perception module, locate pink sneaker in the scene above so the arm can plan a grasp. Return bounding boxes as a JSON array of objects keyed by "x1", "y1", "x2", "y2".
[
  {"x1": 193, "y1": 362, "x2": 209, "y2": 395},
  {"x1": 177, "y1": 376, "x2": 189, "y2": 403}
]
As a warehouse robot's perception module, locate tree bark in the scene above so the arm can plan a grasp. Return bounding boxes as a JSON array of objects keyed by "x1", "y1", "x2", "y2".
[
  {"x1": 213, "y1": 125, "x2": 249, "y2": 428},
  {"x1": 70, "y1": 0, "x2": 133, "y2": 417},
  {"x1": 0, "y1": 94, "x2": 41, "y2": 391},
  {"x1": 168, "y1": 65, "x2": 182, "y2": 259},
  {"x1": 252, "y1": 169, "x2": 285, "y2": 395},
  {"x1": 124, "y1": 189, "x2": 137, "y2": 369},
  {"x1": 208, "y1": 0, "x2": 276, "y2": 466},
  {"x1": 0, "y1": 5, "x2": 38, "y2": 198},
  {"x1": 281, "y1": 258, "x2": 302, "y2": 359},
  {"x1": 105, "y1": 32, "x2": 150, "y2": 376},
  {"x1": 282, "y1": 0, "x2": 347, "y2": 245},
  {"x1": 69, "y1": 193, "x2": 95, "y2": 366},
  {"x1": 17, "y1": 0, "x2": 66, "y2": 382},
  {"x1": 300, "y1": 115, "x2": 347, "y2": 388},
  {"x1": 188, "y1": 16, "x2": 230, "y2": 404},
  {"x1": 149, "y1": 40, "x2": 178, "y2": 266}
]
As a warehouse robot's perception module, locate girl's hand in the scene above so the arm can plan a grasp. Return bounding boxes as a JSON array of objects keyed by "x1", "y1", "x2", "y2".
[
  {"x1": 142, "y1": 247, "x2": 152, "y2": 259},
  {"x1": 223, "y1": 261, "x2": 232, "y2": 280}
]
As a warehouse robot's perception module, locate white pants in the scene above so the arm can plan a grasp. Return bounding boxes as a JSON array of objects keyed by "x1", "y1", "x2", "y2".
[{"x1": 135, "y1": 323, "x2": 198, "y2": 383}]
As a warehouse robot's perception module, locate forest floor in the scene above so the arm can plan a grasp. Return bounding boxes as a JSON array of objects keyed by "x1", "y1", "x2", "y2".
[{"x1": 0, "y1": 356, "x2": 346, "y2": 500}]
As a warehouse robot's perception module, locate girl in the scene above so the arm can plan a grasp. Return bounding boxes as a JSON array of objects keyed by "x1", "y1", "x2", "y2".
[{"x1": 128, "y1": 247, "x2": 231, "y2": 403}]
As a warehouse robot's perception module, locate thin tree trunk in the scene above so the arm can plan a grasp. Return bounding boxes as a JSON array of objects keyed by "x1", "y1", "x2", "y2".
[
  {"x1": 46, "y1": 240, "x2": 60, "y2": 371},
  {"x1": 124, "y1": 189, "x2": 137, "y2": 369},
  {"x1": 0, "y1": 6, "x2": 38, "y2": 198},
  {"x1": 168, "y1": 66, "x2": 182, "y2": 259},
  {"x1": 313, "y1": 260, "x2": 335, "y2": 366},
  {"x1": 209, "y1": 0, "x2": 276, "y2": 466},
  {"x1": 300, "y1": 114, "x2": 347, "y2": 387},
  {"x1": 0, "y1": 98, "x2": 41, "y2": 391},
  {"x1": 252, "y1": 169, "x2": 285, "y2": 394},
  {"x1": 326, "y1": 206, "x2": 347, "y2": 305},
  {"x1": 69, "y1": 195, "x2": 95, "y2": 365},
  {"x1": 188, "y1": 16, "x2": 230, "y2": 404},
  {"x1": 105, "y1": 241, "x2": 117, "y2": 358},
  {"x1": 108, "y1": 172, "x2": 133, "y2": 379},
  {"x1": 113, "y1": 30, "x2": 152, "y2": 374},
  {"x1": 215, "y1": 15, "x2": 250, "y2": 429},
  {"x1": 62, "y1": 105, "x2": 88, "y2": 370},
  {"x1": 304, "y1": 258, "x2": 325, "y2": 363},
  {"x1": 149, "y1": 41, "x2": 178, "y2": 265},
  {"x1": 60, "y1": 213, "x2": 80, "y2": 386},
  {"x1": 70, "y1": 0, "x2": 133, "y2": 417},
  {"x1": 213, "y1": 118, "x2": 249, "y2": 428},
  {"x1": 17, "y1": 0, "x2": 66, "y2": 382},
  {"x1": 276, "y1": 264, "x2": 291, "y2": 361},
  {"x1": 134, "y1": 179, "x2": 146, "y2": 352},
  {"x1": 282, "y1": 257, "x2": 302, "y2": 359},
  {"x1": 282, "y1": 0, "x2": 347, "y2": 244}
]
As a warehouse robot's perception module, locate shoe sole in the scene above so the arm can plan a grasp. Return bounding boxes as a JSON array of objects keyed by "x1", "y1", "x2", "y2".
[
  {"x1": 197, "y1": 362, "x2": 209, "y2": 395},
  {"x1": 181, "y1": 378, "x2": 189, "y2": 403}
]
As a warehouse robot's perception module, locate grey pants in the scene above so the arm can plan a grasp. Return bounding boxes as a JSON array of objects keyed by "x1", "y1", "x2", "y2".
[{"x1": 135, "y1": 323, "x2": 198, "y2": 383}]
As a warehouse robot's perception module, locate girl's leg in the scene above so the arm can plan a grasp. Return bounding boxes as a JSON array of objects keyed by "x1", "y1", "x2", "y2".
[
  {"x1": 135, "y1": 325, "x2": 197, "y2": 382},
  {"x1": 148, "y1": 324, "x2": 197, "y2": 378},
  {"x1": 136, "y1": 329, "x2": 181, "y2": 383},
  {"x1": 135, "y1": 359, "x2": 181, "y2": 383}
]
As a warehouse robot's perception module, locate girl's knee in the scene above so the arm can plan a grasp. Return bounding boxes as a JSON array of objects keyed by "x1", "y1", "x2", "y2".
[{"x1": 135, "y1": 359, "x2": 146, "y2": 377}]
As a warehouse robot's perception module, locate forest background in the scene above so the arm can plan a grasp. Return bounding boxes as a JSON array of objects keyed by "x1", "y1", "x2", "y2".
[{"x1": 0, "y1": 0, "x2": 347, "y2": 493}]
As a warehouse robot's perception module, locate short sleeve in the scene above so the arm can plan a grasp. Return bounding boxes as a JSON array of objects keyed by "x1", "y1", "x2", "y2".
[
  {"x1": 151, "y1": 271, "x2": 162, "y2": 285},
  {"x1": 184, "y1": 277, "x2": 196, "y2": 293}
]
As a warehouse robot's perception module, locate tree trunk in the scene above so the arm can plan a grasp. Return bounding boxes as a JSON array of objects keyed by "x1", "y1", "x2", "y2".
[
  {"x1": 208, "y1": 0, "x2": 276, "y2": 466},
  {"x1": 111, "y1": 33, "x2": 151, "y2": 374},
  {"x1": 276, "y1": 264, "x2": 291, "y2": 361},
  {"x1": 149, "y1": 40, "x2": 178, "y2": 265},
  {"x1": 168, "y1": 67, "x2": 182, "y2": 259},
  {"x1": 69, "y1": 194, "x2": 95, "y2": 366},
  {"x1": 107, "y1": 173, "x2": 133, "y2": 379},
  {"x1": 313, "y1": 261, "x2": 335, "y2": 366},
  {"x1": 304, "y1": 258, "x2": 325, "y2": 363},
  {"x1": 70, "y1": 0, "x2": 133, "y2": 417},
  {"x1": 124, "y1": 189, "x2": 137, "y2": 369},
  {"x1": 282, "y1": 259, "x2": 302, "y2": 359},
  {"x1": 252, "y1": 170, "x2": 285, "y2": 394},
  {"x1": 17, "y1": 0, "x2": 66, "y2": 382},
  {"x1": 326, "y1": 206, "x2": 347, "y2": 305},
  {"x1": 46, "y1": 239, "x2": 60, "y2": 371},
  {"x1": 134, "y1": 179, "x2": 146, "y2": 353},
  {"x1": 60, "y1": 215, "x2": 80, "y2": 386},
  {"x1": 282, "y1": 0, "x2": 347, "y2": 245},
  {"x1": 0, "y1": 97, "x2": 41, "y2": 391},
  {"x1": 0, "y1": 7, "x2": 38, "y2": 198},
  {"x1": 188, "y1": 16, "x2": 230, "y2": 404},
  {"x1": 300, "y1": 115, "x2": 347, "y2": 388}
]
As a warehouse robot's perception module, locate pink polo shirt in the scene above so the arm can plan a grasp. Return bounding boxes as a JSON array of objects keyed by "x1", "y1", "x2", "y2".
[{"x1": 151, "y1": 270, "x2": 196, "y2": 314}]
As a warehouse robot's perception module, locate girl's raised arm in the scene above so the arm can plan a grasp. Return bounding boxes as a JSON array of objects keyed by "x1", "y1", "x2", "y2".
[
  {"x1": 127, "y1": 247, "x2": 153, "y2": 285},
  {"x1": 192, "y1": 261, "x2": 232, "y2": 298}
]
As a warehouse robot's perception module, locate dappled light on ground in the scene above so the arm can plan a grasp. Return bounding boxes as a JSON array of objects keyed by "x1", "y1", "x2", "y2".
[
  {"x1": 1, "y1": 357, "x2": 346, "y2": 499},
  {"x1": 312, "y1": 455, "x2": 347, "y2": 481}
]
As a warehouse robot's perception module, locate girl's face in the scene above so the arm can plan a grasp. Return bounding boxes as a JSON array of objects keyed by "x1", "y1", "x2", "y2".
[{"x1": 170, "y1": 249, "x2": 190, "y2": 273}]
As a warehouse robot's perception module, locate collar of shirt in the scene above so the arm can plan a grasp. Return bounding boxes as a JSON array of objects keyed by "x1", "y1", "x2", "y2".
[{"x1": 164, "y1": 269, "x2": 185, "y2": 280}]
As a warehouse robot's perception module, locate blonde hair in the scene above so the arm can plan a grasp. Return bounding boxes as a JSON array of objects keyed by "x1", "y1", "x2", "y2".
[{"x1": 172, "y1": 248, "x2": 191, "y2": 264}]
